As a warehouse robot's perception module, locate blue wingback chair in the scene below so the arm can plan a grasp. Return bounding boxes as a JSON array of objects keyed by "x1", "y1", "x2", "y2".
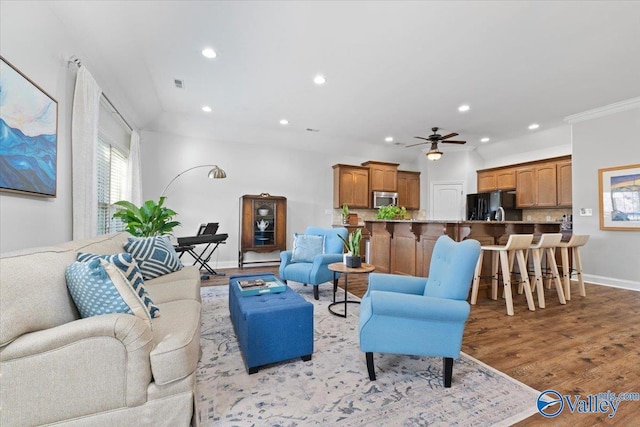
[
  {"x1": 359, "y1": 235, "x2": 481, "y2": 387},
  {"x1": 279, "y1": 226, "x2": 348, "y2": 300}
]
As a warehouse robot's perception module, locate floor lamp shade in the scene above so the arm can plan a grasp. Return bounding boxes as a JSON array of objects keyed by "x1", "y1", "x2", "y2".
[{"x1": 160, "y1": 164, "x2": 227, "y2": 197}]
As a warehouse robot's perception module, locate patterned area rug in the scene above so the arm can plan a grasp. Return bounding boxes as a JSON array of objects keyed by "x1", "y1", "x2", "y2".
[{"x1": 196, "y1": 283, "x2": 540, "y2": 426}]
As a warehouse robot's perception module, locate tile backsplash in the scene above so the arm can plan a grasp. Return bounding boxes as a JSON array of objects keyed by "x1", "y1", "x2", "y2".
[{"x1": 522, "y1": 208, "x2": 572, "y2": 222}]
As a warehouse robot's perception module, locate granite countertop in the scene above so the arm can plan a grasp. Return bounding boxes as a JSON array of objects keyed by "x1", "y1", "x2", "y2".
[{"x1": 364, "y1": 219, "x2": 564, "y2": 225}]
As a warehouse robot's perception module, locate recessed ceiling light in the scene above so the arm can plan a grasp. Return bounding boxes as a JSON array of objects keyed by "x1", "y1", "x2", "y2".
[
  {"x1": 480, "y1": 137, "x2": 490, "y2": 143},
  {"x1": 385, "y1": 137, "x2": 394, "y2": 143},
  {"x1": 279, "y1": 119, "x2": 289, "y2": 125},
  {"x1": 202, "y1": 48, "x2": 217, "y2": 59},
  {"x1": 202, "y1": 106, "x2": 212, "y2": 113},
  {"x1": 458, "y1": 104, "x2": 470, "y2": 112},
  {"x1": 313, "y1": 74, "x2": 326, "y2": 85},
  {"x1": 528, "y1": 123, "x2": 540, "y2": 130}
]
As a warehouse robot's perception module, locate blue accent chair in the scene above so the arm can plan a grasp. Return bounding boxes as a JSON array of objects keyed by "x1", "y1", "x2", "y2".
[
  {"x1": 359, "y1": 235, "x2": 481, "y2": 387},
  {"x1": 279, "y1": 226, "x2": 348, "y2": 300}
]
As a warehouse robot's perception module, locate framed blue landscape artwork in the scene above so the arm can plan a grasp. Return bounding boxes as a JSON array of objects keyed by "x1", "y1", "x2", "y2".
[{"x1": 0, "y1": 56, "x2": 58, "y2": 197}]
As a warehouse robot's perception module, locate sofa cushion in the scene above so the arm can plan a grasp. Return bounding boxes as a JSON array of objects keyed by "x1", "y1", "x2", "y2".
[
  {"x1": 291, "y1": 233, "x2": 325, "y2": 263},
  {"x1": 124, "y1": 236, "x2": 183, "y2": 280},
  {"x1": 65, "y1": 259, "x2": 152, "y2": 328},
  {"x1": 149, "y1": 299, "x2": 201, "y2": 385},
  {"x1": 77, "y1": 252, "x2": 160, "y2": 318}
]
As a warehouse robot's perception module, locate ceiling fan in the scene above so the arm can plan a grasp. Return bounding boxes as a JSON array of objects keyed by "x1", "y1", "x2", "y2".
[{"x1": 406, "y1": 127, "x2": 466, "y2": 161}]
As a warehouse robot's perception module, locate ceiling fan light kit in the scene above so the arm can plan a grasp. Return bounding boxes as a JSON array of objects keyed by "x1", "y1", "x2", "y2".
[
  {"x1": 426, "y1": 148, "x2": 443, "y2": 161},
  {"x1": 406, "y1": 126, "x2": 467, "y2": 161}
]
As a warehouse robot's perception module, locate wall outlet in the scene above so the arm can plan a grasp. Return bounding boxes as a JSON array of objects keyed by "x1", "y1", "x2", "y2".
[
  {"x1": 527, "y1": 215, "x2": 532, "y2": 221},
  {"x1": 546, "y1": 215, "x2": 551, "y2": 221},
  {"x1": 325, "y1": 209, "x2": 333, "y2": 215},
  {"x1": 580, "y1": 208, "x2": 593, "y2": 216}
]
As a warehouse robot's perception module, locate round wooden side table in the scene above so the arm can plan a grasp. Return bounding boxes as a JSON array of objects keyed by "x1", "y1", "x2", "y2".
[{"x1": 327, "y1": 262, "x2": 375, "y2": 318}]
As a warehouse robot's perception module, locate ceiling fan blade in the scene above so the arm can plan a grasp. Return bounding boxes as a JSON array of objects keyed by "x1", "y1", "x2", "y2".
[
  {"x1": 442, "y1": 140, "x2": 467, "y2": 144},
  {"x1": 440, "y1": 132, "x2": 459, "y2": 140},
  {"x1": 413, "y1": 136, "x2": 431, "y2": 141},
  {"x1": 405, "y1": 142, "x2": 428, "y2": 148}
]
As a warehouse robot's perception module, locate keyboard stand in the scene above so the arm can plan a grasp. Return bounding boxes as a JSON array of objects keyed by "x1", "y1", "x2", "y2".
[{"x1": 176, "y1": 233, "x2": 229, "y2": 278}]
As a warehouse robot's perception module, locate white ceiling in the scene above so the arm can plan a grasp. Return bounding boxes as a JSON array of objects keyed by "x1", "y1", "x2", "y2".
[{"x1": 49, "y1": 1, "x2": 640, "y2": 160}]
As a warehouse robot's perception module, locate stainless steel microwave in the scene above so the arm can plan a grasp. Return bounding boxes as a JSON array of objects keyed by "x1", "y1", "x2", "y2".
[{"x1": 373, "y1": 191, "x2": 398, "y2": 208}]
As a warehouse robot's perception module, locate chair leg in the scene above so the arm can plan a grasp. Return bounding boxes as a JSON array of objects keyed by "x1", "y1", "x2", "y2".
[
  {"x1": 574, "y1": 247, "x2": 586, "y2": 297},
  {"x1": 516, "y1": 249, "x2": 536, "y2": 312},
  {"x1": 470, "y1": 250, "x2": 484, "y2": 304},
  {"x1": 443, "y1": 357, "x2": 453, "y2": 388},
  {"x1": 499, "y1": 250, "x2": 514, "y2": 316},
  {"x1": 313, "y1": 285, "x2": 319, "y2": 300},
  {"x1": 366, "y1": 352, "x2": 376, "y2": 381}
]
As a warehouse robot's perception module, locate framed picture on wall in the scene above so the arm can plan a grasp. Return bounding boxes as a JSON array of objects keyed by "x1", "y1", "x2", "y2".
[
  {"x1": 598, "y1": 164, "x2": 640, "y2": 231},
  {"x1": 0, "y1": 56, "x2": 58, "y2": 197}
]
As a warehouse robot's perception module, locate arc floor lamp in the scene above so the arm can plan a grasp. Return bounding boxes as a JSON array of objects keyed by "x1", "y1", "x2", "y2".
[{"x1": 160, "y1": 164, "x2": 227, "y2": 197}]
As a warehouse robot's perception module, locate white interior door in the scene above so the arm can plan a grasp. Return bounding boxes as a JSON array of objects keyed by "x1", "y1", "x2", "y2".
[{"x1": 431, "y1": 182, "x2": 464, "y2": 220}]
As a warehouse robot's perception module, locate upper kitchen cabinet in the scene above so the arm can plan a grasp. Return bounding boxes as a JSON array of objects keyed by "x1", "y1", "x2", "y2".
[
  {"x1": 333, "y1": 164, "x2": 369, "y2": 208},
  {"x1": 397, "y1": 170, "x2": 421, "y2": 210},
  {"x1": 477, "y1": 168, "x2": 516, "y2": 192},
  {"x1": 556, "y1": 159, "x2": 572, "y2": 207},
  {"x1": 516, "y1": 162, "x2": 558, "y2": 207},
  {"x1": 361, "y1": 161, "x2": 399, "y2": 192}
]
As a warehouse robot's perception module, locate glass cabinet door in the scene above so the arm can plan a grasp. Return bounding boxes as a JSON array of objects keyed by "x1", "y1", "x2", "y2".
[{"x1": 253, "y1": 200, "x2": 276, "y2": 246}]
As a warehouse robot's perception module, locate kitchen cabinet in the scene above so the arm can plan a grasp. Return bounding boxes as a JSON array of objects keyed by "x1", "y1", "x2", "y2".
[
  {"x1": 361, "y1": 161, "x2": 399, "y2": 192},
  {"x1": 333, "y1": 164, "x2": 369, "y2": 208},
  {"x1": 516, "y1": 163, "x2": 557, "y2": 207},
  {"x1": 477, "y1": 168, "x2": 516, "y2": 192},
  {"x1": 556, "y1": 159, "x2": 572, "y2": 207},
  {"x1": 239, "y1": 194, "x2": 287, "y2": 267},
  {"x1": 397, "y1": 170, "x2": 420, "y2": 209}
]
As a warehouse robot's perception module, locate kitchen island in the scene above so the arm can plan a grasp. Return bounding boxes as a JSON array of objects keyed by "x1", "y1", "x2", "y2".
[{"x1": 364, "y1": 219, "x2": 568, "y2": 278}]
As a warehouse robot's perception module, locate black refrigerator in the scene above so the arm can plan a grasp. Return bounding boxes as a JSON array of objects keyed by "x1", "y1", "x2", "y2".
[{"x1": 466, "y1": 190, "x2": 522, "y2": 220}]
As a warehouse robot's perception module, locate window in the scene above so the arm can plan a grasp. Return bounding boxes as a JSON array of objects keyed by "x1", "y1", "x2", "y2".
[
  {"x1": 96, "y1": 97, "x2": 131, "y2": 235},
  {"x1": 97, "y1": 135, "x2": 128, "y2": 235}
]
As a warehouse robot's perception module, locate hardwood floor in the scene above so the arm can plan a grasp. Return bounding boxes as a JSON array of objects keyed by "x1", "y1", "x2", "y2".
[{"x1": 202, "y1": 267, "x2": 640, "y2": 426}]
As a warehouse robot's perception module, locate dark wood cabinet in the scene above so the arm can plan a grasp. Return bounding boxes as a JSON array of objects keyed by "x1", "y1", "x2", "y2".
[
  {"x1": 333, "y1": 164, "x2": 369, "y2": 208},
  {"x1": 361, "y1": 161, "x2": 399, "y2": 193},
  {"x1": 397, "y1": 170, "x2": 420, "y2": 209},
  {"x1": 239, "y1": 194, "x2": 287, "y2": 268}
]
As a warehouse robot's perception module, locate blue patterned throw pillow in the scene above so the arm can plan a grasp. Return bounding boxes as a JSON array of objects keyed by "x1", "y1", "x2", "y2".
[
  {"x1": 76, "y1": 252, "x2": 160, "y2": 318},
  {"x1": 65, "y1": 259, "x2": 152, "y2": 328},
  {"x1": 291, "y1": 233, "x2": 325, "y2": 263},
  {"x1": 124, "y1": 235, "x2": 183, "y2": 280}
]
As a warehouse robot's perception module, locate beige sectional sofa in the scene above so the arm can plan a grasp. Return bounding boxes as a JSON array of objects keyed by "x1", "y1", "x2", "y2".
[{"x1": 0, "y1": 232, "x2": 202, "y2": 427}]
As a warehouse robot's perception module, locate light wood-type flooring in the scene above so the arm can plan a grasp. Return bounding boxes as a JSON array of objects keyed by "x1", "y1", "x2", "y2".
[{"x1": 202, "y1": 266, "x2": 640, "y2": 426}]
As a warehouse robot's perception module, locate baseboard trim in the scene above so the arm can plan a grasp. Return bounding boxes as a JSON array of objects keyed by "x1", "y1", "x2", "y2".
[{"x1": 584, "y1": 274, "x2": 640, "y2": 292}]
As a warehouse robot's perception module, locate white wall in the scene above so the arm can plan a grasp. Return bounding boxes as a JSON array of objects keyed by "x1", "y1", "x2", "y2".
[
  {"x1": 570, "y1": 105, "x2": 640, "y2": 290},
  {"x1": 0, "y1": 2, "x2": 77, "y2": 252},
  {"x1": 140, "y1": 130, "x2": 420, "y2": 268}
]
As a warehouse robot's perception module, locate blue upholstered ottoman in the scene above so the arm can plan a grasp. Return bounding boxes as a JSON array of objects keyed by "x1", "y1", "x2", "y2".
[{"x1": 228, "y1": 273, "x2": 314, "y2": 374}]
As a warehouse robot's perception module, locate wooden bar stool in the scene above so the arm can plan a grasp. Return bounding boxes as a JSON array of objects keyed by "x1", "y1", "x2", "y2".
[
  {"x1": 527, "y1": 233, "x2": 566, "y2": 308},
  {"x1": 471, "y1": 234, "x2": 535, "y2": 316},
  {"x1": 556, "y1": 234, "x2": 589, "y2": 300}
]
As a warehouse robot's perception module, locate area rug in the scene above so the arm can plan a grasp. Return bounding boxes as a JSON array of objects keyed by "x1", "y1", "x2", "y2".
[{"x1": 196, "y1": 283, "x2": 540, "y2": 426}]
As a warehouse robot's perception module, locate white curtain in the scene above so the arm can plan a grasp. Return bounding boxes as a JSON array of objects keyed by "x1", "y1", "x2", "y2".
[
  {"x1": 126, "y1": 130, "x2": 143, "y2": 205},
  {"x1": 71, "y1": 66, "x2": 102, "y2": 239}
]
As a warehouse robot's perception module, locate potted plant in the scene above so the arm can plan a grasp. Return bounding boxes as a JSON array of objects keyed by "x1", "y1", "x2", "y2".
[
  {"x1": 112, "y1": 196, "x2": 181, "y2": 237},
  {"x1": 341, "y1": 203, "x2": 350, "y2": 224},
  {"x1": 338, "y1": 228, "x2": 363, "y2": 268},
  {"x1": 376, "y1": 205, "x2": 407, "y2": 220}
]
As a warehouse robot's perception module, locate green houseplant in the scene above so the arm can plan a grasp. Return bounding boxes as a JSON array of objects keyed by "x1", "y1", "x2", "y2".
[
  {"x1": 376, "y1": 205, "x2": 407, "y2": 220},
  {"x1": 341, "y1": 203, "x2": 350, "y2": 224},
  {"x1": 112, "y1": 197, "x2": 181, "y2": 237},
  {"x1": 338, "y1": 228, "x2": 362, "y2": 268}
]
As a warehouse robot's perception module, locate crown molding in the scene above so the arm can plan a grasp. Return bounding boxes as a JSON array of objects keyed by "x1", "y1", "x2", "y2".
[{"x1": 564, "y1": 97, "x2": 640, "y2": 124}]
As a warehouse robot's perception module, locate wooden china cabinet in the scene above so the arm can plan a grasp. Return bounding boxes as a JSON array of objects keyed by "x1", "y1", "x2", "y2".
[{"x1": 238, "y1": 193, "x2": 287, "y2": 268}]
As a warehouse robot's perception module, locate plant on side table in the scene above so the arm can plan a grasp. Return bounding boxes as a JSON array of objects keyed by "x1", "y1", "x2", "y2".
[
  {"x1": 338, "y1": 228, "x2": 363, "y2": 268},
  {"x1": 112, "y1": 196, "x2": 181, "y2": 237},
  {"x1": 376, "y1": 205, "x2": 407, "y2": 220}
]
